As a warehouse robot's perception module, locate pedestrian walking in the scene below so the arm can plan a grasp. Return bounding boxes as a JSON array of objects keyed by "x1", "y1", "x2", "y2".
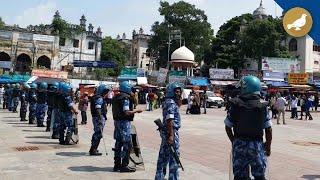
[
  {"x1": 299, "y1": 95, "x2": 306, "y2": 120},
  {"x1": 305, "y1": 96, "x2": 313, "y2": 120},
  {"x1": 275, "y1": 94, "x2": 286, "y2": 125},
  {"x1": 0, "y1": 85, "x2": 4, "y2": 107},
  {"x1": 291, "y1": 96, "x2": 298, "y2": 119},
  {"x1": 107, "y1": 89, "x2": 114, "y2": 106},
  {"x1": 79, "y1": 92, "x2": 89, "y2": 125},
  {"x1": 314, "y1": 94, "x2": 319, "y2": 111},
  {"x1": 224, "y1": 76, "x2": 272, "y2": 180}
]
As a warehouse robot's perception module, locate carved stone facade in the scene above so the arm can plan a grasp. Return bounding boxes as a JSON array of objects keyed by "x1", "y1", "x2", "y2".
[{"x1": 0, "y1": 11, "x2": 102, "y2": 74}]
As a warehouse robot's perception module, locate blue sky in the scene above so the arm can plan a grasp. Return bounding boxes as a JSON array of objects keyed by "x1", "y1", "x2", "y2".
[{"x1": 0, "y1": 0, "x2": 282, "y2": 38}]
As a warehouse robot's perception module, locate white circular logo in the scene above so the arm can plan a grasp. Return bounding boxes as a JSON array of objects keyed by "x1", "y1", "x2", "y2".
[{"x1": 93, "y1": 62, "x2": 98, "y2": 67}]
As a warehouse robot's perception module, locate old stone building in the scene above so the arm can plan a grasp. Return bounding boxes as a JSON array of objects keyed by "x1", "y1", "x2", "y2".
[{"x1": 0, "y1": 11, "x2": 102, "y2": 74}]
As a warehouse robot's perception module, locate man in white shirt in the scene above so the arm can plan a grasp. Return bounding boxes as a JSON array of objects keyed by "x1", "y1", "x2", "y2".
[
  {"x1": 107, "y1": 89, "x2": 114, "y2": 107},
  {"x1": 275, "y1": 94, "x2": 287, "y2": 125},
  {"x1": 290, "y1": 96, "x2": 298, "y2": 119},
  {"x1": 0, "y1": 85, "x2": 4, "y2": 106}
]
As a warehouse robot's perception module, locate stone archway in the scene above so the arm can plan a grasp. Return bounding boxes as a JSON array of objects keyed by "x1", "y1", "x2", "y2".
[
  {"x1": 0, "y1": 52, "x2": 11, "y2": 61},
  {"x1": 37, "y1": 55, "x2": 51, "y2": 69},
  {"x1": 16, "y1": 53, "x2": 32, "y2": 73}
]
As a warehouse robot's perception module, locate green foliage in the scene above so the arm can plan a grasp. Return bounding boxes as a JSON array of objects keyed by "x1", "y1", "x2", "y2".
[
  {"x1": 149, "y1": 1, "x2": 214, "y2": 67},
  {"x1": 0, "y1": 17, "x2": 5, "y2": 29},
  {"x1": 51, "y1": 17, "x2": 84, "y2": 38},
  {"x1": 206, "y1": 14, "x2": 291, "y2": 72},
  {"x1": 99, "y1": 36, "x2": 130, "y2": 77}
]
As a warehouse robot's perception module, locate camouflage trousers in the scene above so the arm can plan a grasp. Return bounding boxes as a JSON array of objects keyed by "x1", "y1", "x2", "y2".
[
  {"x1": 155, "y1": 130, "x2": 180, "y2": 180},
  {"x1": 20, "y1": 101, "x2": 28, "y2": 120},
  {"x1": 13, "y1": 97, "x2": 19, "y2": 112},
  {"x1": 36, "y1": 103, "x2": 48, "y2": 125},
  {"x1": 29, "y1": 103, "x2": 37, "y2": 122},
  {"x1": 232, "y1": 139, "x2": 267, "y2": 179},
  {"x1": 91, "y1": 116, "x2": 106, "y2": 148},
  {"x1": 113, "y1": 120, "x2": 131, "y2": 167}
]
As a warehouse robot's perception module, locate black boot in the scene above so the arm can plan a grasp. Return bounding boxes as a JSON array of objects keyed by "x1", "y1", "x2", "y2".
[
  {"x1": 120, "y1": 151, "x2": 135, "y2": 173},
  {"x1": 89, "y1": 140, "x2": 102, "y2": 156},
  {"x1": 113, "y1": 157, "x2": 122, "y2": 172},
  {"x1": 120, "y1": 166, "x2": 136, "y2": 173},
  {"x1": 29, "y1": 118, "x2": 35, "y2": 124},
  {"x1": 64, "y1": 132, "x2": 73, "y2": 145},
  {"x1": 46, "y1": 120, "x2": 51, "y2": 132},
  {"x1": 59, "y1": 131, "x2": 65, "y2": 145},
  {"x1": 51, "y1": 131, "x2": 60, "y2": 139}
]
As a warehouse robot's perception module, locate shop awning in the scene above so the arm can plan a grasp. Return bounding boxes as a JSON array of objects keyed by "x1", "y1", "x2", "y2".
[
  {"x1": 211, "y1": 80, "x2": 237, "y2": 86},
  {"x1": 117, "y1": 75, "x2": 137, "y2": 81},
  {"x1": 265, "y1": 81, "x2": 290, "y2": 87},
  {"x1": 290, "y1": 84, "x2": 312, "y2": 89},
  {"x1": 190, "y1": 77, "x2": 210, "y2": 86}
]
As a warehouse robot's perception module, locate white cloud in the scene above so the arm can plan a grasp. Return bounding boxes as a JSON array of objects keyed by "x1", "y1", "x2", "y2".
[{"x1": 13, "y1": 1, "x2": 57, "y2": 27}]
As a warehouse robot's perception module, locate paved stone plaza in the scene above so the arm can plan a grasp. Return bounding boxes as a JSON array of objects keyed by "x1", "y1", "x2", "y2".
[{"x1": 0, "y1": 105, "x2": 319, "y2": 180}]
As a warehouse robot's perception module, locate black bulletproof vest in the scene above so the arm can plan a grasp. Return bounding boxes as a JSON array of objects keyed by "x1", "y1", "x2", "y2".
[
  {"x1": 53, "y1": 93, "x2": 59, "y2": 108},
  {"x1": 112, "y1": 93, "x2": 134, "y2": 121},
  {"x1": 12, "y1": 89, "x2": 20, "y2": 97},
  {"x1": 230, "y1": 95, "x2": 267, "y2": 140},
  {"x1": 60, "y1": 95, "x2": 70, "y2": 112},
  {"x1": 47, "y1": 91, "x2": 55, "y2": 107},
  {"x1": 37, "y1": 91, "x2": 47, "y2": 104}
]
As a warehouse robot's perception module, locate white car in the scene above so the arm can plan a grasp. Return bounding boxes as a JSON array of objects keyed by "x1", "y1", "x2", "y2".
[{"x1": 206, "y1": 91, "x2": 224, "y2": 108}]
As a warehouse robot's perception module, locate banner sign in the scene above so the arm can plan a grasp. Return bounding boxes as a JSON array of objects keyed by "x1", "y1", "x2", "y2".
[
  {"x1": 168, "y1": 70, "x2": 186, "y2": 84},
  {"x1": 288, "y1": 73, "x2": 309, "y2": 85},
  {"x1": 262, "y1": 57, "x2": 300, "y2": 73},
  {"x1": 73, "y1": 60, "x2": 116, "y2": 68},
  {"x1": 263, "y1": 71, "x2": 285, "y2": 81},
  {"x1": 209, "y1": 68, "x2": 234, "y2": 79},
  {"x1": 137, "y1": 68, "x2": 146, "y2": 77},
  {"x1": 0, "y1": 61, "x2": 12, "y2": 69},
  {"x1": 32, "y1": 69, "x2": 68, "y2": 79},
  {"x1": 240, "y1": 70, "x2": 262, "y2": 79},
  {"x1": 156, "y1": 68, "x2": 168, "y2": 84},
  {"x1": 33, "y1": 34, "x2": 55, "y2": 42}
]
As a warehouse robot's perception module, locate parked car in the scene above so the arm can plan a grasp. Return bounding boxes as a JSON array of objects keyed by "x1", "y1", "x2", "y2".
[{"x1": 206, "y1": 91, "x2": 224, "y2": 108}]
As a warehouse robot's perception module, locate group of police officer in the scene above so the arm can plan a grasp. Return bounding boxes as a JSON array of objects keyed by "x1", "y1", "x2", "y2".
[{"x1": 1, "y1": 75, "x2": 272, "y2": 180}]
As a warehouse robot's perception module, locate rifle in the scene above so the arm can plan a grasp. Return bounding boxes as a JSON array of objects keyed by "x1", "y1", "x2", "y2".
[{"x1": 154, "y1": 119, "x2": 184, "y2": 171}]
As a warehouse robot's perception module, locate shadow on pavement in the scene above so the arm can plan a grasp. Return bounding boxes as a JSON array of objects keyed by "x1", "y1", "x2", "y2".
[
  {"x1": 56, "y1": 152, "x2": 87, "y2": 157},
  {"x1": 22, "y1": 129, "x2": 45, "y2": 132},
  {"x1": 7, "y1": 122, "x2": 28, "y2": 125},
  {"x1": 68, "y1": 166, "x2": 114, "y2": 172},
  {"x1": 26, "y1": 141, "x2": 58, "y2": 145},
  {"x1": 25, "y1": 136, "x2": 51, "y2": 139},
  {"x1": 301, "y1": 175, "x2": 320, "y2": 180}
]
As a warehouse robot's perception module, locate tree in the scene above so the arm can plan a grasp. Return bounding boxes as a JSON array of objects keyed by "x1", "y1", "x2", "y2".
[
  {"x1": 240, "y1": 17, "x2": 291, "y2": 63},
  {"x1": 99, "y1": 36, "x2": 130, "y2": 77},
  {"x1": 0, "y1": 17, "x2": 5, "y2": 29},
  {"x1": 51, "y1": 16, "x2": 84, "y2": 38},
  {"x1": 149, "y1": 1, "x2": 214, "y2": 68}
]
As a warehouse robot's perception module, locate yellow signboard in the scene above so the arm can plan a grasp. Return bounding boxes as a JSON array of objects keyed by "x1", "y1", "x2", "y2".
[{"x1": 288, "y1": 73, "x2": 309, "y2": 85}]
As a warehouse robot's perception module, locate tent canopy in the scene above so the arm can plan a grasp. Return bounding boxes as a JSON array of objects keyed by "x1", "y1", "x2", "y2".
[{"x1": 190, "y1": 77, "x2": 210, "y2": 86}]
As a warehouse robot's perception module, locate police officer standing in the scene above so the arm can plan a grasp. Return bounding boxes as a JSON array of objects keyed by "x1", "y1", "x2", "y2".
[
  {"x1": 46, "y1": 82, "x2": 58, "y2": 132},
  {"x1": 224, "y1": 76, "x2": 272, "y2": 180},
  {"x1": 36, "y1": 82, "x2": 48, "y2": 127},
  {"x1": 59, "y1": 83, "x2": 78, "y2": 145},
  {"x1": 12, "y1": 83, "x2": 20, "y2": 113},
  {"x1": 20, "y1": 83, "x2": 29, "y2": 122},
  {"x1": 112, "y1": 81, "x2": 143, "y2": 172},
  {"x1": 89, "y1": 84, "x2": 110, "y2": 156},
  {"x1": 155, "y1": 82, "x2": 183, "y2": 180},
  {"x1": 51, "y1": 82, "x2": 62, "y2": 139},
  {"x1": 28, "y1": 83, "x2": 37, "y2": 124}
]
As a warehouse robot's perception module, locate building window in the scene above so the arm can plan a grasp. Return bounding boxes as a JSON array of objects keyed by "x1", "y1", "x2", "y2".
[
  {"x1": 59, "y1": 38, "x2": 66, "y2": 46},
  {"x1": 88, "y1": 42, "x2": 94, "y2": 50},
  {"x1": 315, "y1": 61, "x2": 319, "y2": 65},
  {"x1": 73, "y1": 39, "x2": 79, "y2": 48},
  {"x1": 289, "y1": 38, "x2": 297, "y2": 51},
  {"x1": 313, "y1": 43, "x2": 320, "y2": 52}
]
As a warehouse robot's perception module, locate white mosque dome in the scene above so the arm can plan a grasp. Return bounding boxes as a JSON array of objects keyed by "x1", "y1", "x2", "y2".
[{"x1": 171, "y1": 46, "x2": 194, "y2": 62}]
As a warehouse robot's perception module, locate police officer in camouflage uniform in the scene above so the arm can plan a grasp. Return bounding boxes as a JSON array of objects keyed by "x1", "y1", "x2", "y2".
[
  {"x1": 112, "y1": 81, "x2": 143, "y2": 172},
  {"x1": 46, "y1": 82, "x2": 58, "y2": 132},
  {"x1": 89, "y1": 84, "x2": 110, "y2": 156},
  {"x1": 51, "y1": 82, "x2": 62, "y2": 139},
  {"x1": 36, "y1": 82, "x2": 48, "y2": 127},
  {"x1": 155, "y1": 82, "x2": 183, "y2": 180},
  {"x1": 20, "y1": 83, "x2": 29, "y2": 122},
  {"x1": 59, "y1": 83, "x2": 78, "y2": 145},
  {"x1": 224, "y1": 76, "x2": 272, "y2": 180},
  {"x1": 12, "y1": 83, "x2": 20, "y2": 113},
  {"x1": 28, "y1": 83, "x2": 37, "y2": 124}
]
